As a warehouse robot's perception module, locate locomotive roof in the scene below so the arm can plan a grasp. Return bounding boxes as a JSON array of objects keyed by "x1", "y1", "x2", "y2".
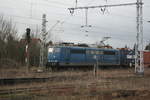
[{"x1": 48, "y1": 46, "x2": 119, "y2": 51}]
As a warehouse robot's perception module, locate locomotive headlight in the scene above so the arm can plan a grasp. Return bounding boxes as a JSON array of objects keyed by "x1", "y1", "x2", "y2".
[{"x1": 48, "y1": 48, "x2": 53, "y2": 52}]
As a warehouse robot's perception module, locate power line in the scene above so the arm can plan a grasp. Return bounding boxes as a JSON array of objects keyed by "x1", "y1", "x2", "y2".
[
  {"x1": 7, "y1": 0, "x2": 72, "y2": 7},
  {"x1": 4, "y1": 14, "x2": 42, "y2": 21},
  {"x1": 43, "y1": 0, "x2": 73, "y2": 6},
  {"x1": 14, "y1": 21, "x2": 41, "y2": 26},
  {"x1": 3, "y1": 8, "x2": 149, "y2": 25}
]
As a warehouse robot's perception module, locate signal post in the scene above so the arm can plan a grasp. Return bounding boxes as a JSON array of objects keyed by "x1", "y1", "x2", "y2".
[{"x1": 25, "y1": 28, "x2": 31, "y2": 72}]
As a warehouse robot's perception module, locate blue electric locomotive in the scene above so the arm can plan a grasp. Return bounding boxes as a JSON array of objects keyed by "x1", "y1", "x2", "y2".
[{"x1": 46, "y1": 46, "x2": 122, "y2": 69}]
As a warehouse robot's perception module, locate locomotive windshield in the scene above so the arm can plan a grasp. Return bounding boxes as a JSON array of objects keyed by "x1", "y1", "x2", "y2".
[
  {"x1": 48, "y1": 48, "x2": 54, "y2": 52},
  {"x1": 48, "y1": 47, "x2": 60, "y2": 53}
]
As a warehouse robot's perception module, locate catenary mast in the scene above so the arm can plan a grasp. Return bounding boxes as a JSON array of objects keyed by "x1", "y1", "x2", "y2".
[{"x1": 68, "y1": 0, "x2": 144, "y2": 74}]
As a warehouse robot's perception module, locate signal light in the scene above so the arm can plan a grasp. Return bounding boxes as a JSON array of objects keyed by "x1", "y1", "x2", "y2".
[{"x1": 26, "y1": 28, "x2": 31, "y2": 43}]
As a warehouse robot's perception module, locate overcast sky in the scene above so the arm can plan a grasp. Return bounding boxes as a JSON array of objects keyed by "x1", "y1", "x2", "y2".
[{"x1": 0, "y1": 0, "x2": 150, "y2": 48}]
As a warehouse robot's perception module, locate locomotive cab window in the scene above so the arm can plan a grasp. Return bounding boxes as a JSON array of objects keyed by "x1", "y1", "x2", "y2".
[
  {"x1": 48, "y1": 48, "x2": 60, "y2": 53},
  {"x1": 48, "y1": 48, "x2": 54, "y2": 53}
]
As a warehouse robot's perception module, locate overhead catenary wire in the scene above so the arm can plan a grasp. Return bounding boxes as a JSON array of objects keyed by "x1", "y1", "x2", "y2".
[
  {"x1": 1, "y1": 1, "x2": 148, "y2": 36},
  {"x1": 14, "y1": 21, "x2": 41, "y2": 26},
  {"x1": 42, "y1": 0, "x2": 73, "y2": 6},
  {"x1": 1, "y1": 0, "x2": 149, "y2": 24},
  {"x1": 2, "y1": 8, "x2": 149, "y2": 25},
  {"x1": 0, "y1": 0, "x2": 148, "y2": 36},
  {"x1": 2, "y1": 8, "x2": 148, "y2": 38},
  {"x1": 68, "y1": 0, "x2": 145, "y2": 74},
  {"x1": 68, "y1": 2, "x2": 137, "y2": 10}
]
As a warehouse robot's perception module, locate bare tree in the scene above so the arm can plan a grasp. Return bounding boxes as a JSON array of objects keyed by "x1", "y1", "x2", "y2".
[
  {"x1": 0, "y1": 15, "x2": 20, "y2": 67},
  {"x1": 0, "y1": 15, "x2": 17, "y2": 42}
]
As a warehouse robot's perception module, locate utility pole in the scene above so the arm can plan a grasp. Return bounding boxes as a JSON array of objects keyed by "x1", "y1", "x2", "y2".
[
  {"x1": 75, "y1": 0, "x2": 78, "y2": 8},
  {"x1": 40, "y1": 14, "x2": 48, "y2": 67},
  {"x1": 30, "y1": 0, "x2": 33, "y2": 18},
  {"x1": 135, "y1": 0, "x2": 144, "y2": 74},
  {"x1": 68, "y1": 0, "x2": 144, "y2": 75}
]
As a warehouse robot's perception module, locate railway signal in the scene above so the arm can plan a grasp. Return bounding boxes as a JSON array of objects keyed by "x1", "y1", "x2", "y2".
[
  {"x1": 26, "y1": 28, "x2": 31, "y2": 43},
  {"x1": 25, "y1": 28, "x2": 31, "y2": 72}
]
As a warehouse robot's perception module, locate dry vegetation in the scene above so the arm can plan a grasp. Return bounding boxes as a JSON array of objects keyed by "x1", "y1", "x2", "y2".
[
  {"x1": 0, "y1": 67, "x2": 150, "y2": 100},
  {"x1": 0, "y1": 15, "x2": 41, "y2": 70}
]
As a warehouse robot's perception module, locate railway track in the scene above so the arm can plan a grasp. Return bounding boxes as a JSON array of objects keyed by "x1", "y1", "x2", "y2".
[
  {"x1": 1, "y1": 86, "x2": 150, "y2": 98},
  {"x1": 0, "y1": 77, "x2": 49, "y2": 85},
  {"x1": 0, "y1": 73, "x2": 90, "y2": 85},
  {"x1": 0, "y1": 72, "x2": 147, "y2": 86},
  {"x1": 0, "y1": 87, "x2": 46, "y2": 95},
  {"x1": 0, "y1": 84, "x2": 75, "y2": 95}
]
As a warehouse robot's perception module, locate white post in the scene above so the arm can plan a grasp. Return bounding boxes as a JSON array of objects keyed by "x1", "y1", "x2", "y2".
[
  {"x1": 135, "y1": 0, "x2": 144, "y2": 75},
  {"x1": 25, "y1": 44, "x2": 29, "y2": 72},
  {"x1": 93, "y1": 55, "x2": 98, "y2": 77},
  {"x1": 40, "y1": 14, "x2": 47, "y2": 68}
]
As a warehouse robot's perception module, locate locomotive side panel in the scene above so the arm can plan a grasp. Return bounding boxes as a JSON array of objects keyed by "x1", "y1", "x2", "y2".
[
  {"x1": 85, "y1": 49, "x2": 101, "y2": 65},
  {"x1": 69, "y1": 48, "x2": 86, "y2": 65},
  {"x1": 102, "y1": 50, "x2": 120, "y2": 65}
]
